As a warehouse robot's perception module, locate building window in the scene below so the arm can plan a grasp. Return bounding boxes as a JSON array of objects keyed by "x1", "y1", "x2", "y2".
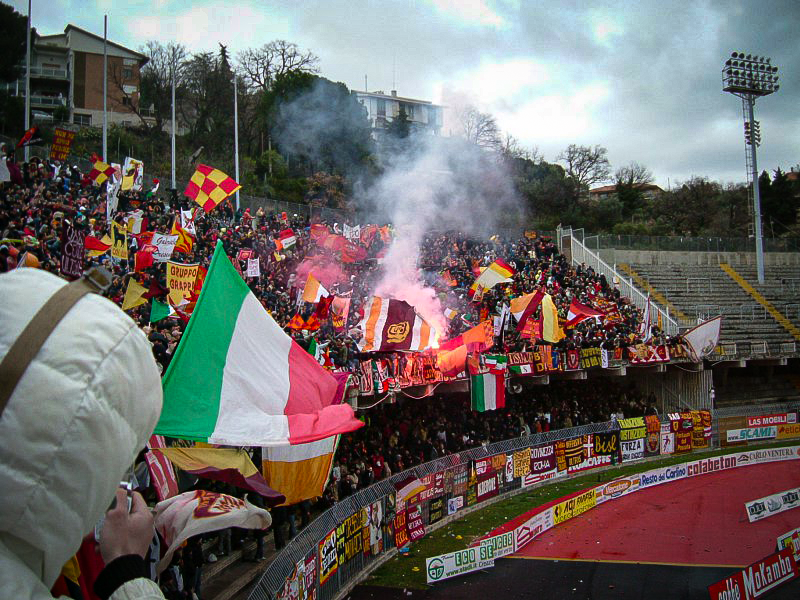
[
  {"x1": 73, "y1": 113, "x2": 91, "y2": 126},
  {"x1": 122, "y1": 67, "x2": 133, "y2": 80},
  {"x1": 377, "y1": 98, "x2": 385, "y2": 117},
  {"x1": 122, "y1": 96, "x2": 131, "y2": 106}
]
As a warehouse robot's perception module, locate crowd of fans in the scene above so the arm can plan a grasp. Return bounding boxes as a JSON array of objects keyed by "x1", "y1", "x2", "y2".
[{"x1": 1, "y1": 151, "x2": 660, "y2": 597}]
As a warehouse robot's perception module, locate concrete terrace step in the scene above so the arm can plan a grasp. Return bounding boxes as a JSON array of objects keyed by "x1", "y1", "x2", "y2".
[{"x1": 625, "y1": 262, "x2": 799, "y2": 349}]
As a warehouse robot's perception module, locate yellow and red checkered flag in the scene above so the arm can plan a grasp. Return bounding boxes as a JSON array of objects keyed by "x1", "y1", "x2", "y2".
[
  {"x1": 184, "y1": 164, "x2": 241, "y2": 212},
  {"x1": 89, "y1": 160, "x2": 116, "y2": 186}
]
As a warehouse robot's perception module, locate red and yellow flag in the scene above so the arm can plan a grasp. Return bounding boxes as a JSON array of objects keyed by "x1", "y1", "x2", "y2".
[
  {"x1": 88, "y1": 160, "x2": 116, "y2": 185},
  {"x1": 184, "y1": 164, "x2": 241, "y2": 212},
  {"x1": 171, "y1": 218, "x2": 194, "y2": 254}
]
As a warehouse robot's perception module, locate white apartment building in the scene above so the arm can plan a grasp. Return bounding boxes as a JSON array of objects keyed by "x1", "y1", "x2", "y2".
[{"x1": 352, "y1": 90, "x2": 443, "y2": 138}]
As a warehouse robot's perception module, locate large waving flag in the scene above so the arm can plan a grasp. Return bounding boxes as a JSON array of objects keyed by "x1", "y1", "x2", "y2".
[
  {"x1": 155, "y1": 491, "x2": 271, "y2": 574},
  {"x1": 302, "y1": 273, "x2": 329, "y2": 303},
  {"x1": 469, "y1": 354, "x2": 507, "y2": 412},
  {"x1": 566, "y1": 299, "x2": 604, "y2": 328},
  {"x1": 681, "y1": 316, "x2": 722, "y2": 361},
  {"x1": 262, "y1": 435, "x2": 339, "y2": 506},
  {"x1": 469, "y1": 259, "x2": 515, "y2": 298},
  {"x1": 511, "y1": 290, "x2": 544, "y2": 331},
  {"x1": 437, "y1": 320, "x2": 494, "y2": 353},
  {"x1": 156, "y1": 447, "x2": 284, "y2": 506},
  {"x1": 540, "y1": 293, "x2": 565, "y2": 343},
  {"x1": 357, "y1": 297, "x2": 435, "y2": 352},
  {"x1": 156, "y1": 241, "x2": 363, "y2": 446},
  {"x1": 637, "y1": 295, "x2": 652, "y2": 342},
  {"x1": 184, "y1": 164, "x2": 241, "y2": 212}
]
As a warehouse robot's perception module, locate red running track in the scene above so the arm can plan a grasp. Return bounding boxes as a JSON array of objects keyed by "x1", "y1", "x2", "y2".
[{"x1": 516, "y1": 461, "x2": 800, "y2": 567}]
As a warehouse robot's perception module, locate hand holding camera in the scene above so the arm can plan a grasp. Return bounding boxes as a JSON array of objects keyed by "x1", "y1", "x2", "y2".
[{"x1": 98, "y1": 486, "x2": 155, "y2": 563}]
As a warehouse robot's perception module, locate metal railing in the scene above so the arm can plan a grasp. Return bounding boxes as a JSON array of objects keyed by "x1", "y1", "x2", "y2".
[
  {"x1": 249, "y1": 400, "x2": 800, "y2": 600},
  {"x1": 595, "y1": 233, "x2": 800, "y2": 253},
  {"x1": 557, "y1": 225, "x2": 679, "y2": 336},
  {"x1": 783, "y1": 304, "x2": 800, "y2": 320},
  {"x1": 781, "y1": 278, "x2": 800, "y2": 293},
  {"x1": 249, "y1": 419, "x2": 615, "y2": 600},
  {"x1": 686, "y1": 277, "x2": 713, "y2": 293},
  {"x1": 239, "y1": 194, "x2": 350, "y2": 224},
  {"x1": 714, "y1": 342, "x2": 738, "y2": 357},
  {"x1": 739, "y1": 304, "x2": 768, "y2": 320},
  {"x1": 26, "y1": 65, "x2": 69, "y2": 79},
  {"x1": 31, "y1": 95, "x2": 67, "y2": 107}
]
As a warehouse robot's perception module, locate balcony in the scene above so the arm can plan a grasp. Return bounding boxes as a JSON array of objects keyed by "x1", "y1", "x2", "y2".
[
  {"x1": 27, "y1": 66, "x2": 69, "y2": 80},
  {"x1": 30, "y1": 95, "x2": 67, "y2": 108}
]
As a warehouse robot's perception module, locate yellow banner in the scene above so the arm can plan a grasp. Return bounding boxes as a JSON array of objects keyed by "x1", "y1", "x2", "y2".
[
  {"x1": 110, "y1": 222, "x2": 128, "y2": 261},
  {"x1": 777, "y1": 423, "x2": 800, "y2": 439},
  {"x1": 553, "y1": 489, "x2": 596, "y2": 525},
  {"x1": 166, "y1": 262, "x2": 199, "y2": 303}
]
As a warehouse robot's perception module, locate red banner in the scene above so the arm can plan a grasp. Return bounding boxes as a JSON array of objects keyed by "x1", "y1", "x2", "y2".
[
  {"x1": 627, "y1": 344, "x2": 670, "y2": 365},
  {"x1": 145, "y1": 435, "x2": 180, "y2": 501},
  {"x1": 707, "y1": 548, "x2": 798, "y2": 599},
  {"x1": 476, "y1": 472, "x2": 501, "y2": 503}
]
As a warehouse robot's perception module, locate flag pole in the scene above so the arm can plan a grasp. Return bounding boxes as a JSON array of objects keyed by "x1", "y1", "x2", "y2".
[
  {"x1": 233, "y1": 77, "x2": 240, "y2": 212},
  {"x1": 171, "y1": 46, "x2": 176, "y2": 191},
  {"x1": 24, "y1": 0, "x2": 31, "y2": 163},
  {"x1": 102, "y1": 14, "x2": 108, "y2": 162}
]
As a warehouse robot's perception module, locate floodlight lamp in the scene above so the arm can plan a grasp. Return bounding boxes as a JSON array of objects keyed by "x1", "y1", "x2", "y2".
[
  {"x1": 774, "y1": 84, "x2": 779, "y2": 91},
  {"x1": 731, "y1": 52, "x2": 737, "y2": 58},
  {"x1": 726, "y1": 59, "x2": 732, "y2": 66},
  {"x1": 766, "y1": 57, "x2": 771, "y2": 64}
]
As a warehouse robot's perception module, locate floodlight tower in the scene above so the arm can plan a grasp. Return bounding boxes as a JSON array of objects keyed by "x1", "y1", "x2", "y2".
[{"x1": 722, "y1": 52, "x2": 780, "y2": 284}]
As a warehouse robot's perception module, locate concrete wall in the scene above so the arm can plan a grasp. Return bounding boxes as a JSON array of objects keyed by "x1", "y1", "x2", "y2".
[{"x1": 600, "y1": 249, "x2": 800, "y2": 267}]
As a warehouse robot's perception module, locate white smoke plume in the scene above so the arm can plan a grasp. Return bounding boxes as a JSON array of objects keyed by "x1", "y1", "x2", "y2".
[{"x1": 360, "y1": 134, "x2": 523, "y2": 340}]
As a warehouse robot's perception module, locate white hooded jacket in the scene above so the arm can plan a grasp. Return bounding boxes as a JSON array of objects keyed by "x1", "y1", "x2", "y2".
[{"x1": 0, "y1": 269, "x2": 164, "y2": 599}]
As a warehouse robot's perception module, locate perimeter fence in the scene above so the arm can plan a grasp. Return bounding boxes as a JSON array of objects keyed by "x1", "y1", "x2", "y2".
[{"x1": 249, "y1": 400, "x2": 800, "y2": 600}]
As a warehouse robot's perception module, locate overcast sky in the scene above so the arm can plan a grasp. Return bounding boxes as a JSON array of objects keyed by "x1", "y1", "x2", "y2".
[{"x1": 16, "y1": 0, "x2": 799, "y2": 189}]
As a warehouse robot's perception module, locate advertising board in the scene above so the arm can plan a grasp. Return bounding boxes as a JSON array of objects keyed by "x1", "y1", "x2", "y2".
[
  {"x1": 745, "y1": 487, "x2": 800, "y2": 523},
  {"x1": 707, "y1": 548, "x2": 798, "y2": 599},
  {"x1": 747, "y1": 413, "x2": 795, "y2": 428},
  {"x1": 514, "y1": 507, "x2": 554, "y2": 551},
  {"x1": 522, "y1": 443, "x2": 559, "y2": 487},
  {"x1": 478, "y1": 531, "x2": 516, "y2": 559},
  {"x1": 594, "y1": 474, "x2": 641, "y2": 504},
  {"x1": 426, "y1": 547, "x2": 495, "y2": 584},
  {"x1": 639, "y1": 464, "x2": 688, "y2": 488},
  {"x1": 553, "y1": 489, "x2": 596, "y2": 525},
  {"x1": 727, "y1": 427, "x2": 777, "y2": 443}
]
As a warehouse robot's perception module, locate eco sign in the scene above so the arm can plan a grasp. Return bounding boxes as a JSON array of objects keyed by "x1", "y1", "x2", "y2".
[{"x1": 426, "y1": 547, "x2": 495, "y2": 584}]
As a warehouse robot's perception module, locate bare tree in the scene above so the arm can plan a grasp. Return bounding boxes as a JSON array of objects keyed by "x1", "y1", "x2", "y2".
[
  {"x1": 500, "y1": 133, "x2": 543, "y2": 163},
  {"x1": 615, "y1": 161, "x2": 653, "y2": 186},
  {"x1": 237, "y1": 40, "x2": 319, "y2": 93},
  {"x1": 557, "y1": 144, "x2": 612, "y2": 190},
  {"x1": 124, "y1": 41, "x2": 188, "y2": 132},
  {"x1": 458, "y1": 106, "x2": 501, "y2": 151}
]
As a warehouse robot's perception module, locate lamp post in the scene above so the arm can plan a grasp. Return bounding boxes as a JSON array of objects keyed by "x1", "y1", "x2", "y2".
[{"x1": 722, "y1": 52, "x2": 780, "y2": 284}]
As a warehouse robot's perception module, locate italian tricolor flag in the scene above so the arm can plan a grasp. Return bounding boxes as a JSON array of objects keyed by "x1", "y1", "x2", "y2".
[
  {"x1": 469, "y1": 354, "x2": 507, "y2": 412},
  {"x1": 155, "y1": 241, "x2": 363, "y2": 446}
]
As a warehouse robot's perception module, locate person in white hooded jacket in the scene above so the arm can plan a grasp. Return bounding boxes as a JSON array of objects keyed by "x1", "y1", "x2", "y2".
[{"x1": 0, "y1": 268, "x2": 166, "y2": 599}]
